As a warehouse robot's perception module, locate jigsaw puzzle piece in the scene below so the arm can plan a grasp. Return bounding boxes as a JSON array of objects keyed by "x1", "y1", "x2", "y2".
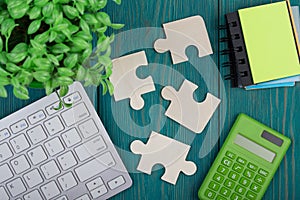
[
  {"x1": 110, "y1": 51, "x2": 155, "y2": 110},
  {"x1": 161, "y1": 79, "x2": 220, "y2": 133},
  {"x1": 154, "y1": 15, "x2": 213, "y2": 64},
  {"x1": 130, "y1": 131, "x2": 197, "y2": 185}
]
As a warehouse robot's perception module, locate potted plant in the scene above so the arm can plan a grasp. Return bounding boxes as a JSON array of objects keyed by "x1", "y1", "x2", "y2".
[{"x1": 0, "y1": 0, "x2": 123, "y2": 106}]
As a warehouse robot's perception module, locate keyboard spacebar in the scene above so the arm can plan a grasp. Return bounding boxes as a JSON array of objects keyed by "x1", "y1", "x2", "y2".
[{"x1": 75, "y1": 152, "x2": 116, "y2": 182}]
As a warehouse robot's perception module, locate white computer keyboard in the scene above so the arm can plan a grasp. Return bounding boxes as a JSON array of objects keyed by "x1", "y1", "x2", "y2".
[{"x1": 0, "y1": 82, "x2": 132, "y2": 200}]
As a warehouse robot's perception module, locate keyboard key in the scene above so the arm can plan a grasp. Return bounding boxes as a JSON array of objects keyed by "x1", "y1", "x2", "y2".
[
  {"x1": 27, "y1": 125, "x2": 47, "y2": 144},
  {"x1": 0, "y1": 143, "x2": 13, "y2": 162},
  {"x1": 61, "y1": 103, "x2": 90, "y2": 127},
  {"x1": 246, "y1": 191, "x2": 257, "y2": 200},
  {"x1": 28, "y1": 146, "x2": 47, "y2": 165},
  {"x1": 7, "y1": 178, "x2": 26, "y2": 197},
  {"x1": 232, "y1": 163, "x2": 243, "y2": 173},
  {"x1": 208, "y1": 181, "x2": 220, "y2": 191},
  {"x1": 23, "y1": 169, "x2": 43, "y2": 188},
  {"x1": 220, "y1": 187, "x2": 231, "y2": 197},
  {"x1": 216, "y1": 195, "x2": 227, "y2": 200},
  {"x1": 244, "y1": 169, "x2": 255, "y2": 179},
  {"x1": 62, "y1": 128, "x2": 82, "y2": 147},
  {"x1": 0, "y1": 129, "x2": 10, "y2": 142},
  {"x1": 212, "y1": 173, "x2": 224, "y2": 183},
  {"x1": 258, "y1": 168, "x2": 269, "y2": 177},
  {"x1": 41, "y1": 160, "x2": 60, "y2": 179},
  {"x1": 45, "y1": 137, "x2": 64, "y2": 156},
  {"x1": 46, "y1": 101, "x2": 63, "y2": 115},
  {"x1": 250, "y1": 183, "x2": 261, "y2": 193},
  {"x1": 28, "y1": 110, "x2": 46, "y2": 125},
  {"x1": 75, "y1": 152, "x2": 116, "y2": 182},
  {"x1": 204, "y1": 189, "x2": 215, "y2": 199},
  {"x1": 235, "y1": 185, "x2": 246, "y2": 195},
  {"x1": 78, "y1": 119, "x2": 99, "y2": 139},
  {"x1": 0, "y1": 187, "x2": 9, "y2": 200},
  {"x1": 224, "y1": 179, "x2": 235, "y2": 189},
  {"x1": 41, "y1": 181, "x2": 60, "y2": 200},
  {"x1": 239, "y1": 177, "x2": 251, "y2": 187},
  {"x1": 58, "y1": 172, "x2": 77, "y2": 191},
  {"x1": 221, "y1": 158, "x2": 232, "y2": 167},
  {"x1": 254, "y1": 174, "x2": 266, "y2": 185},
  {"x1": 11, "y1": 155, "x2": 30, "y2": 174},
  {"x1": 10, "y1": 119, "x2": 28, "y2": 134},
  {"x1": 86, "y1": 177, "x2": 104, "y2": 191},
  {"x1": 230, "y1": 193, "x2": 242, "y2": 200},
  {"x1": 228, "y1": 171, "x2": 239, "y2": 181},
  {"x1": 217, "y1": 165, "x2": 228, "y2": 175},
  {"x1": 0, "y1": 164, "x2": 13, "y2": 183},
  {"x1": 225, "y1": 151, "x2": 236, "y2": 159},
  {"x1": 108, "y1": 176, "x2": 125, "y2": 190},
  {"x1": 236, "y1": 157, "x2": 246, "y2": 165},
  {"x1": 10, "y1": 134, "x2": 30, "y2": 153},
  {"x1": 44, "y1": 116, "x2": 64, "y2": 135},
  {"x1": 247, "y1": 162, "x2": 258, "y2": 171},
  {"x1": 57, "y1": 151, "x2": 77, "y2": 170},
  {"x1": 24, "y1": 190, "x2": 43, "y2": 200},
  {"x1": 90, "y1": 185, "x2": 108, "y2": 198},
  {"x1": 75, "y1": 136, "x2": 107, "y2": 161},
  {"x1": 63, "y1": 92, "x2": 82, "y2": 104},
  {"x1": 56, "y1": 196, "x2": 68, "y2": 200},
  {"x1": 76, "y1": 194, "x2": 90, "y2": 200}
]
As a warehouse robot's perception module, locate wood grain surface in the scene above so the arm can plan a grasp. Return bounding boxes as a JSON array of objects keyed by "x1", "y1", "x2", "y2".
[{"x1": 0, "y1": 0, "x2": 300, "y2": 199}]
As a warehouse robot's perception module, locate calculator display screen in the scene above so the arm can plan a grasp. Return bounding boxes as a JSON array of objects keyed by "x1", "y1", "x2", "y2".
[{"x1": 234, "y1": 134, "x2": 276, "y2": 162}]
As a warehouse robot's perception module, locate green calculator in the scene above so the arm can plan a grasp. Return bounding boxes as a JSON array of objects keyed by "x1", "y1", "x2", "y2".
[{"x1": 198, "y1": 113, "x2": 291, "y2": 200}]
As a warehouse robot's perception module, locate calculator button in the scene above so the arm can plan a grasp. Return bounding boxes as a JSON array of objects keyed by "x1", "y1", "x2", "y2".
[
  {"x1": 243, "y1": 169, "x2": 254, "y2": 179},
  {"x1": 217, "y1": 165, "x2": 229, "y2": 175},
  {"x1": 204, "y1": 189, "x2": 216, "y2": 199},
  {"x1": 246, "y1": 191, "x2": 257, "y2": 200},
  {"x1": 254, "y1": 174, "x2": 265, "y2": 185},
  {"x1": 224, "y1": 179, "x2": 235, "y2": 189},
  {"x1": 250, "y1": 183, "x2": 261, "y2": 193},
  {"x1": 239, "y1": 177, "x2": 251, "y2": 187},
  {"x1": 216, "y1": 195, "x2": 227, "y2": 200},
  {"x1": 221, "y1": 158, "x2": 233, "y2": 167},
  {"x1": 230, "y1": 193, "x2": 242, "y2": 200},
  {"x1": 220, "y1": 187, "x2": 231, "y2": 197},
  {"x1": 226, "y1": 151, "x2": 236, "y2": 159},
  {"x1": 213, "y1": 173, "x2": 224, "y2": 183},
  {"x1": 235, "y1": 185, "x2": 246, "y2": 195},
  {"x1": 228, "y1": 171, "x2": 239, "y2": 181},
  {"x1": 258, "y1": 168, "x2": 269, "y2": 177},
  {"x1": 208, "y1": 181, "x2": 220, "y2": 191},
  {"x1": 236, "y1": 157, "x2": 246, "y2": 165},
  {"x1": 232, "y1": 163, "x2": 243, "y2": 173},
  {"x1": 247, "y1": 163, "x2": 258, "y2": 171}
]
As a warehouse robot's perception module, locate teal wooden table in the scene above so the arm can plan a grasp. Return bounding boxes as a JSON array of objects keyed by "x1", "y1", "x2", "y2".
[{"x1": 1, "y1": 0, "x2": 300, "y2": 199}]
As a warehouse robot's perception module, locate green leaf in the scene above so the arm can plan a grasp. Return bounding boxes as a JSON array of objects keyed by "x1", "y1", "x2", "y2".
[
  {"x1": 11, "y1": 43, "x2": 28, "y2": 53},
  {"x1": 105, "y1": 79, "x2": 114, "y2": 95},
  {"x1": 113, "y1": 0, "x2": 121, "y2": 5},
  {"x1": 34, "y1": 0, "x2": 49, "y2": 7},
  {"x1": 63, "y1": 53, "x2": 78, "y2": 69},
  {"x1": 57, "y1": 67, "x2": 75, "y2": 76},
  {"x1": 28, "y1": 19, "x2": 41, "y2": 34},
  {"x1": 83, "y1": 13, "x2": 98, "y2": 25},
  {"x1": 74, "y1": 31, "x2": 92, "y2": 41},
  {"x1": 28, "y1": 6, "x2": 41, "y2": 20},
  {"x1": 45, "y1": 80, "x2": 53, "y2": 95},
  {"x1": 27, "y1": 0, "x2": 33, "y2": 4},
  {"x1": 6, "y1": 52, "x2": 27, "y2": 63},
  {"x1": 13, "y1": 85, "x2": 29, "y2": 100},
  {"x1": 72, "y1": 37, "x2": 89, "y2": 50},
  {"x1": 22, "y1": 56, "x2": 32, "y2": 69},
  {"x1": 8, "y1": 3, "x2": 29, "y2": 19},
  {"x1": 99, "y1": 79, "x2": 107, "y2": 94},
  {"x1": 56, "y1": 76, "x2": 73, "y2": 86},
  {"x1": 61, "y1": 28, "x2": 72, "y2": 40},
  {"x1": 49, "y1": 31, "x2": 58, "y2": 42},
  {"x1": 96, "y1": 0, "x2": 107, "y2": 9},
  {"x1": 0, "y1": 37, "x2": 3, "y2": 52},
  {"x1": 63, "y1": 5, "x2": 78, "y2": 20},
  {"x1": 42, "y1": 2, "x2": 54, "y2": 17},
  {"x1": 58, "y1": 0, "x2": 70, "y2": 3},
  {"x1": 80, "y1": 19, "x2": 90, "y2": 33},
  {"x1": 18, "y1": 70, "x2": 33, "y2": 85},
  {"x1": 54, "y1": 33, "x2": 67, "y2": 43},
  {"x1": 34, "y1": 31, "x2": 49, "y2": 44},
  {"x1": 0, "y1": 53, "x2": 8, "y2": 65},
  {"x1": 82, "y1": 46, "x2": 92, "y2": 61},
  {"x1": 75, "y1": 2, "x2": 85, "y2": 15},
  {"x1": 96, "y1": 12, "x2": 111, "y2": 26},
  {"x1": 52, "y1": 23, "x2": 68, "y2": 31},
  {"x1": 47, "y1": 54, "x2": 59, "y2": 66},
  {"x1": 0, "y1": 77, "x2": 10, "y2": 86},
  {"x1": 33, "y1": 58, "x2": 52, "y2": 69},
  {"x1": 11, "y1": 77, "x2": 20, "y2": 88},
  {"x1": 0, "y1": 85, "x2": 7, "y2": 98},
  {"x1": 30, "y1": 40, "x2": 45, "y2": 52},
  {"x1": 59, "y1": 85, "x2": 68, "y2": 97},
  {"x1": 110, "y1": 23, "x2": 124, "y2": 29},
  {"x1": 6, "y1": 63, "x2": 21, "y2": 73},
  {"x1": 69, "y1": 25, "x2": 79, "y2": 34},
  {"x1": 33, "y1": 71, "x2": 51, "y2": 82},
  {"x1": 1, "y1": 18, "x2": 15, "y2": 36},
  {"x1": 51, "y1": 43, "x2": 70, "y2": 54},
  {"x1": 0, "y1": 11, "x2": 9, "y2": 24},
  {"x1": 76, "y1": 65, "x2": 86, "y2": 81},
  {"x1": 0, "y1": 66, "x2": 11, "y2": 76},
  {"x1": 96, "y1": 26, "x2": 107, "y2": 33},
  {"x1": 97, "y1": 37, "x2": 110, "y2": 52},
  {"x1": 56, "y1": 54, "x2": 64, "y2": 61}
]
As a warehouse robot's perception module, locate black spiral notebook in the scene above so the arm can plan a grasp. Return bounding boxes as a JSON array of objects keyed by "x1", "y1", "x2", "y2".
[{"x1": 224, "y1": 0, "x2": 300, "y2": 88}]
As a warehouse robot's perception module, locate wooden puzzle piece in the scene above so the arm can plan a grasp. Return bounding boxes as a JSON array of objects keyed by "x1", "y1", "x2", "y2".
[
  {"x1": 130, "y1": 131, "x2": 197, "y2": 185},
  {"x1": 154, "y1": 15, "x2": 213, "y2": 64},
  {"x1": 161, "y1": 79, "x2": 220, "y2": 133},
  {"x1": 110, "y1": 51, "x2": 155, "y2": 110}
]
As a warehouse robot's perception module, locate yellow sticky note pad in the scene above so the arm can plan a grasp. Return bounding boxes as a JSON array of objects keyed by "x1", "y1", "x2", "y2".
[{"x1": 239, "y1": 1, "x2": 300, "y2": 84}]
